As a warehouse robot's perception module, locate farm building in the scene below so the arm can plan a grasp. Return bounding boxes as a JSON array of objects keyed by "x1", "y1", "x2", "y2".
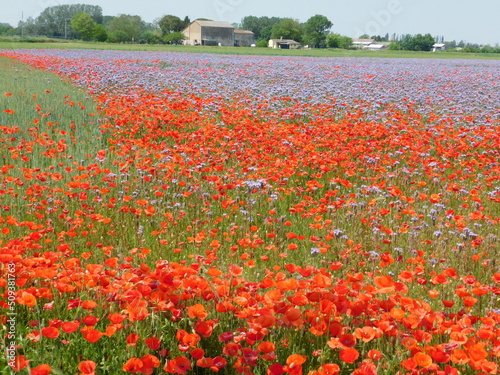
[
  {"x1": 352, "y1": 39, "x2": 389, "y2": 50},
  {"x1": 365, "y1": 42, "x2": 390, "y2": 50},
  {"x1": 234, "y1": 30, "x2": 255, "y2": 47},
  {"x1": 432, "y1": 43, "x2": 446, "y2": 51},
  {"x1": 268, "y1": 38, "x2": 301, "y2": 49},
  {"x1": 182, "y1": 20, "x2": 234, "y2": 46},
  {"x1": 352, "y1": 38, "x2": 374, "y2": 48}
]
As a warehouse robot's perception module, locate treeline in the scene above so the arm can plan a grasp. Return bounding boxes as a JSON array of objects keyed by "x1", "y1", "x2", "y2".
[
  {"x1": 2, "y1": 4, "x2": 191, "y2": 44},
  {"x1": 3, "y1": 5, "x2": 339, "y2": 47},
  {"x1": 2, "y1": 4, "x2": 499, "y2": 53},
  {"x1": 239, "y1": 15, "x2": 338, "y2": 48},
  {"x1": 388, "y1": 34, "x2": 436, "y2": 51}
]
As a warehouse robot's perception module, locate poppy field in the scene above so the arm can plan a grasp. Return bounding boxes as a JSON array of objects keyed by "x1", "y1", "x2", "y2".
[{"x1": 0, "y1": 49, "x2": 499, "y2": 375}]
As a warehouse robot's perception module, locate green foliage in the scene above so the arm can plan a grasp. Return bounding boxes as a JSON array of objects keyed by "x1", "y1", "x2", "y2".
[
  {"x1": 70, "y1": 12, "x2": 96, "y2": 40},
  {"x1": 388, "y1": 41, "x2": 401, "y2": 50},
  {"x1": 142, "y1": 30, "x2": 163, "y2": 44},
  {"x1": 158, "y1": 15, "x2": 185, "y2": 36},
  {"x1": 372, "y1": 33, "x2": 390, "y2": 42},
  {"x1": 256, "y1": 39, "x2": 268, "y2": 48},
  {"x1": 326, "y1": 33, "x2": 353, "y2": 49},
  {"x1": 163, "y1": 31, "x2": 186, "y2": 44},
  {"x1": 0, "y1": 23, "x2": 14, "y2": 35},
  {"x1": 396, "y1": 33, "x2": 436, "y2": 51},
  {"x1": 411, "y1": 33, "x2": 435, "y2": 51},
  {"x1": 93, "y1": 24, "x2": 108, "y2": 42},
  {"x1": 270, "y1": 18, "x2": 303, "y2": 43},
  {"x1": 107, "y1": 14, "x2": 145, "y2": 43},
  {"x1": 102, "y1": 15, "x2": 115, "y2": 27},
  {"x1": 303, "y1": 14, "x2": 332, "y2": 48},
  {"x1": 18, "y1": 4, "x2": 103, "y2": 38},
  {"x1": 241, "y1": 16, "x2": 283, "y2": 41}
]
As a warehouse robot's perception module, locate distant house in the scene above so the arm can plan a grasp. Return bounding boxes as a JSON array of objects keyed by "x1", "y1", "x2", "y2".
[
  {"x1": 432, "y1": 43, "x2": 446, "y2": 52},
  {"x1": 182, "y1": 20, "x2": 234, "y2": 46},
  {"x1": 352, "y1": 39, "x2": 389, "y2": 50},
  {"x1": 365, "y1": 42, "x2": 390, "y2": 51},
  {"x1": 268, "y1": 38, "x2": 301, "y2": 49},
  {"x1": 352, "y1": 38, "x2": 374, "y2": 48},
  {"x1": 234, "y1": 30, "x2": 255, "y2": 46}
]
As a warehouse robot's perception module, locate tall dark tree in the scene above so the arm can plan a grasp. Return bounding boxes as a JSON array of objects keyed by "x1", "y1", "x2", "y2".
[
  {"x1": 411, "y1": 33, "x2": 435, "y2": 51},
  {"x1": 241, "y1": 16, "x2": 283, "y2": 41},
  {"x1": 158, "y1": 15, "x2": 184, "y2": 36},
  {"x1": 303, "y1": 14, "x2": 332, "y2": 47}
]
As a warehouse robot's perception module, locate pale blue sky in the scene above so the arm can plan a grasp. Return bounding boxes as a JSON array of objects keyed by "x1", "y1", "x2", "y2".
[{"x1": 2, "y1": 0, "x2": 499, "y2": 45}]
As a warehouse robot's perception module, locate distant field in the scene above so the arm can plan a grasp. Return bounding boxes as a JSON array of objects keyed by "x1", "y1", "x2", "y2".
[{"x1": 1, "y1": 37, "x2": 500, "y2": 59}]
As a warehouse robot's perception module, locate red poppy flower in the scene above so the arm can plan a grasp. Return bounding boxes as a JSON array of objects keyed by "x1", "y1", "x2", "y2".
[
  {"x1": 317, "y1": 364, "x2": 340, "y2": 375},
  {"x1": 30, "y1": 364, "x2": 52, "y2": 375},
  {"x1": 78, "y1": 360, "x2": 96, "y2": 374},
  {"x1": 413, "y1": 352, "x2": 433, "y2": 368},
  {"x1": 186, "y1": 303, "x2": 208, "y2": 320},
  {"x1": 80, "y1": 327, "x2": 103, "y2": 343},
  {"x1": 122, "y1": 358, "x2": 143, "y2": 373},
  {"x1": 41, "y1": 326, "x2": 59, "y2": 339},
  {"x1": 164, "y1": 356, "x2": 191, "y2": 374},
  {"x1": 12, "y1": 355, "x2": 29, "y2": 371},
  {"x1": 340, "y1": 347, "x2": 359, "y2": 363},
  {"x1": 145, "y1": 336, "x2": 161, "y2": 350}
]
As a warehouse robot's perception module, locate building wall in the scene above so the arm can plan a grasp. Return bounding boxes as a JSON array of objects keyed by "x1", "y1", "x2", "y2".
[
  {"x1": 201, "y1": 27, "x2": 234, "y2": 46},
  {"x1": 235, "y1": 33, "x2": 255, "y2": 47},
  {"x1": 183, "y1": 22, "x2": 202, "y2": 45},
  {"x1": 269, "y1": 40, "x2": 278, "y2": 48}
]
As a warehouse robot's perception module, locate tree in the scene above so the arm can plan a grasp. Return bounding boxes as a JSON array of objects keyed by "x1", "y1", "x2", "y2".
[
  {"x1": 70, "y1": 13, "x2": 96, "y2": 40},
  {"x1": 390, "y1": 33, "x2": 435, "y2": 51},
  {"x1": 93, "y1": 24, "x2": 108, "y2": 42},
  {"x1": 270, "y1": 18, "x2": 303, "y2": 42},
  {"x1": 158, "y1": 15, "x2": 184, "y2": 36},
  {"x1": 163, "y1": 31, "x2": 185, "y2": 44},
  {"x1": 399, "y1": 34, "x2": 414, "y2": 50},
  {"x1": 18, "y1": 17, "x2": 37, "y2": 36},
  {"x1": 411, "y1": 33, "x2": 435, "y2": 51},
  {"x1": 303, "y1": 14, "x2": 332, "y2": 48},
  {"x1": 0, "y1": 23, "x2": 14, "y2": 35},
  {"x1": 34, "y1": 4, "x2": 102, "y2": 38},
  {"x1": 388, "y1": 41, "x2": 401, "y2": 50},
  {"x1": 107, "y1": 14, "x2": 145, "y2": 43},
  {"x1": 241, "y1": 16, "x2": 283, "y2": 41},
  {"x1": 326, "y1": 33, "x2": 352, "y2": 49},
  {"x1": 256, "y1": 39, "x2": 268, "y2": 47},
  {"x1": 102, "y1": 16, "x2": 115, "y2": 27}
]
